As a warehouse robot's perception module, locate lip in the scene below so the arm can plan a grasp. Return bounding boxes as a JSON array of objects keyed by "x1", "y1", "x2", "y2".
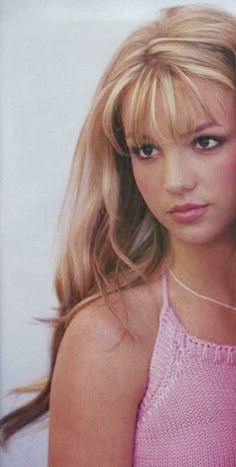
[
  {"x1": 168, "y1": 203, "x2": 208, "y2": 213},
  {"x1": 167, "y1": 204, "x2": 209, "y2": 223}
]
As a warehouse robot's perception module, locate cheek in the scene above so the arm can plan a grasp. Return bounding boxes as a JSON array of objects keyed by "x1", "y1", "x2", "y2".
[
  {"x1": 209, "y1": 156, "x2": 236, "y2": 192},
  {"x1": 132, "y1": 161, "x2": 161, "y2": 200}
]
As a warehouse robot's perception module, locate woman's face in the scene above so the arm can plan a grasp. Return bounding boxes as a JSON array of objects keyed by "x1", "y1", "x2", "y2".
[{"x1": 122, "y1": 81, "x2": 236, "y2": 248}]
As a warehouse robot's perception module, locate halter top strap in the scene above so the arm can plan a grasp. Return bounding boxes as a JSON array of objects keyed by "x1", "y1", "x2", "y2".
[{"x1": 161, "y1": 264, "x2": 169, "y2": 309}]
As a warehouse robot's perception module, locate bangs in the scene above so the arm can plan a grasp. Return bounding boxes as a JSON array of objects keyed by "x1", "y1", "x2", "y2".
[{"x1": 119, "y1": 67, "x2": 217, "y2": 150}]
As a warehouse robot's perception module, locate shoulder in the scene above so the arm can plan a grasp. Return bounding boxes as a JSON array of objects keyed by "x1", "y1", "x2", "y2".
[
  {"x1": 52, "y1": 269, "x2": 164, "y2": 397},
  {"x1": 52, "y1": 286, "x2": 150, "y2": 395},
  {"x1": 61, "y1": 267, "x2": 164, "y2": 360},
  {"x1": 55, "y1": 297, "x2": 141, "y2": 393},
  {"x1": 48, "y1": 272, "x2": 163, "y2": 465}
]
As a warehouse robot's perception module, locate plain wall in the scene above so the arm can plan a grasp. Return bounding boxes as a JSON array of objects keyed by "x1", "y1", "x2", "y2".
[{"x1": 1, "y1": 0, "x2": 236, "y2": 465}]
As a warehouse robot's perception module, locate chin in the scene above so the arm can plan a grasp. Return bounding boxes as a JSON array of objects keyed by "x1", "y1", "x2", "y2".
[{"x1": 171, "y1": 226, "x2": 233, "y2": 246}]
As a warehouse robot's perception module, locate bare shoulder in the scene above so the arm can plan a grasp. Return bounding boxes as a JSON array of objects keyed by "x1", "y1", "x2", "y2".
[
  {"x1": 48, "y1": 271, "x2": 163, "y2": 466},
  {"x1": 52, "y1": 295, "x2": 147, "y2": 396},
  {"x1": 58, "y1": 266, "x2": 163, "y2": 367}
]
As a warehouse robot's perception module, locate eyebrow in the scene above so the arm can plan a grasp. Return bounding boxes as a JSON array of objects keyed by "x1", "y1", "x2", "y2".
[
  {"x1": 125, "y1": 122, "x2": 224, "y2": 141},
  {"x1": 189, "y1": 121, "x2": 223, "y2": 134}
]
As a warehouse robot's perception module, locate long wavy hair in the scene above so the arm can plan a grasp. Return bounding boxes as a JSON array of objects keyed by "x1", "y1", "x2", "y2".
[{"x1": 1, "y1": 3, "x2": 236, "y2": 445}]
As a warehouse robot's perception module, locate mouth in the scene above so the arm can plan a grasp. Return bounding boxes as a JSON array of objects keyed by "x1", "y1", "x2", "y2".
[
  {"x1": 167, "y1": 203, "x2": 208, "y2": 213},
  {"x1": 167, "y1": 204, "x2": 209, "y2": 223}
]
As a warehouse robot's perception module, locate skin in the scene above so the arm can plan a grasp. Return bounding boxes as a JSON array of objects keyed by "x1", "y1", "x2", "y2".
[
  {"x1": 48, "y1": 80, "x2": 236, "y2": 466},
  {"x1": 123, "y1": 81, "x2": 236, "y2": 305},
  {"x1": 123, "y1": 80, "x2": 236, "y2": 345},
  {"x1": 48, "y1": 282, "x2": 162, "y2": 466},
  {"x1": 124, "y1": 82, "x2": 236, "y2": 249}
]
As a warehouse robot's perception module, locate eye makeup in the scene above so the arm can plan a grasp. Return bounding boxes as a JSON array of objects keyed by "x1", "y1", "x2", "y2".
[
  {"x1": 130, "y1": 135, "x2": 226, "y2": 160},
  {"x1": 130, "y1": 143, "x2": 160, "y2": 159},
  {"x1": 192, "y1": 135, "x2": 225, "y2": 151}
]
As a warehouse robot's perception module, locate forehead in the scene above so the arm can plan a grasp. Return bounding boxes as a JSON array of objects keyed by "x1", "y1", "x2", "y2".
[{"x1": 121, "y1": 80, "x2": 236, "y2": 142}]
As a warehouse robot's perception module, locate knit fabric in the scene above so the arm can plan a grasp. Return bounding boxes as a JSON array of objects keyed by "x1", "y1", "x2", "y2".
[{"x1": 133, "y1": 268, "x2": 236, "y2": 466}]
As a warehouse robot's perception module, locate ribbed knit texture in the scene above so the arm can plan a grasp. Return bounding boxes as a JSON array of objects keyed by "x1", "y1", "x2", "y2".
[{"x1": 133, "y1": 268, "x2": 236, "y2": 466}]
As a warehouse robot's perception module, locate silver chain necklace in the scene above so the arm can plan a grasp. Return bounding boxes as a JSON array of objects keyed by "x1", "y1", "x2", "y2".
[{"x1": 167, "y1": 267, "x2": 236, "y2": 311}]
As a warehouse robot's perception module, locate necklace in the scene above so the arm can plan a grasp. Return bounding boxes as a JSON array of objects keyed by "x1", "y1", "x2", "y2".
[{"x1": 167, "y1": 267, "x2": 236, "y2": 311}]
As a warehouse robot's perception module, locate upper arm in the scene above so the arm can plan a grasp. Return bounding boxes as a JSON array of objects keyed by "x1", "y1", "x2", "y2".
[{"x1": 48, "y1": 304, "x2": 145, "y2": 467}]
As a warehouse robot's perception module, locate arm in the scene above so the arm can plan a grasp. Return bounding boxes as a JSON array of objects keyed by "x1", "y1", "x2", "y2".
[{"x1": 48, "y1": 302, "x2": 145, "y2": 467}]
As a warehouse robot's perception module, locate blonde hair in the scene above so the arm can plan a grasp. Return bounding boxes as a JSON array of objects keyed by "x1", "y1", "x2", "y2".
[{"x1": 1, "y1": 3, "x2": 236, "y2": 445}]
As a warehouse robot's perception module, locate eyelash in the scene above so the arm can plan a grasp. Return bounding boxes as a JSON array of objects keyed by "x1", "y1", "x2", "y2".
[
  {"x1": 132, "y1": 143, "x2": 159, "y2": 159},
  {"x1": 193, "y1": 136, "x2": 223, "y2": 150},
  {"x1": 131, "y1": 136, "x2": 224, "y2": 160}
]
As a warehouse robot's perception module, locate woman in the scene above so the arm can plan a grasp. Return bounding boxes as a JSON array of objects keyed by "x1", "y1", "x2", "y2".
[{"x1": 1, "y1": 4, "x2": 236, "y2": 466}]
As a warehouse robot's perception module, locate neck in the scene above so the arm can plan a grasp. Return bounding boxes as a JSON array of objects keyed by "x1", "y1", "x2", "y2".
[{"x1": 167, "y1": 236, "x2": 236, "y2": 305}]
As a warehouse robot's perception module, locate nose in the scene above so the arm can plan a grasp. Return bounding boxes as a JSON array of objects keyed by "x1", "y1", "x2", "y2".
[{"x1": 163, "y1": 152, "x2": 197, "y2": 194}]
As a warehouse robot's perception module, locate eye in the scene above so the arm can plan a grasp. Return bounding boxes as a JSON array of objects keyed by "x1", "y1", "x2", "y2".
[
  {"x1": 132, "y1": 143, "x2": 159, "y2": 159},
  {"x1": 193, "y1": 135, "x2": 223, "y2": 150}
]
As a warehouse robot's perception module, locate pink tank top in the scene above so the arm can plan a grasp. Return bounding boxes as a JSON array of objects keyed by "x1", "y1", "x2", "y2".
[{"x1": 133, "y1": 268, "x2": 236, "y2": 466}]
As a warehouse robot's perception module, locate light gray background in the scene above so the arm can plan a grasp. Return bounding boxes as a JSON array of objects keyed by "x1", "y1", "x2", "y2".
[{"x1": 1, "y1": 1, "x2": 236, "y2": 465}]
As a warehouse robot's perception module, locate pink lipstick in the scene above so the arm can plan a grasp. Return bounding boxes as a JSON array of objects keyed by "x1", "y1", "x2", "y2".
[{"x1": 167, "y1": 204, "x2": 209, "y2": 222}]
